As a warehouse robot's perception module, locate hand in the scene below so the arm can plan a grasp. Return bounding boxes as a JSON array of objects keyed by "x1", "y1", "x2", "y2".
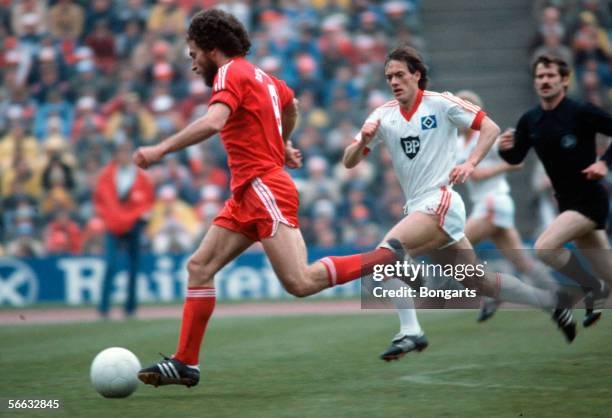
[
  {"x1": 498, "y1": 128, "x2": 515, "y2": 151},
  {"x1": 284, "y1": 140, "x2": 303, "y2": 169},
  {"x1": 133, "y1": 145, "x2": 165, "y2": 169},
  {"x1": 449, "y1": 161, "x2": 475, "y2": 184},
  {"x1": 360, "y1": 119, "x2": 381, "y2": 145},
  {"x1": 582, "y1": 160, "x2": 608, "y2": 180}
]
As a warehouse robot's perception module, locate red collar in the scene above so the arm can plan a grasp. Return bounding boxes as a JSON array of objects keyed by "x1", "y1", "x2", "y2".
[{"x1": 399, "y1": 89, "x2": 423, "y2": 121}]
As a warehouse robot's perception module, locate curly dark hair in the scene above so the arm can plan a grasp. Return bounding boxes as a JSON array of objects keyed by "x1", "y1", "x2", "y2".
[
  {"x1": 385, "y1": 46, "x2": 428, "y2": 90},
  {"x1": 187, "y1": 9, "x2": 251, "y2": 57}
]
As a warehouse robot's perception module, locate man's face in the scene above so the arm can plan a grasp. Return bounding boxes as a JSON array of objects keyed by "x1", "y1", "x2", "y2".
[
  {"x1": 534, "y1": 63, "x2": 568, "y2": 100},
  {"x1": 188, "y1": 40, "x2": 217, "y2": 88},
  {"x1": 384, "y1": 60, "x2": 420, "y2": 105},
  {"x1": 116, "y1": 142, "x2": 133, "y2": 165}
]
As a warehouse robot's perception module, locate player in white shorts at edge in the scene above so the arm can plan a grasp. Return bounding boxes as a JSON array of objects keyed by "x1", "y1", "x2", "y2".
[
  {"x1": 455, "y1": 90, "x2": 561, "y2": 323},
  {"x1": 342, "y1": 46, "x2": 577, "y2": 362}
]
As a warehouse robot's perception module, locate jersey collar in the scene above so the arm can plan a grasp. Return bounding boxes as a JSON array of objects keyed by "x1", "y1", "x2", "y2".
[{"x1": 399, "y1": 89, "x2": 423, "y2": 122}]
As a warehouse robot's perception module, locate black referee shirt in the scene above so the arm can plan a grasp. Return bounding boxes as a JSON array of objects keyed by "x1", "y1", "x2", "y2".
[{"x1": 499, "y1": 97, "x2": 612, "y2": 200}]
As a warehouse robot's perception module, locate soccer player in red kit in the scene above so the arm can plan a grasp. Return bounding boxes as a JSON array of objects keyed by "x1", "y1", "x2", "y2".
[{"x1": 135, "y1": 9, "x2": 404, "y2": 387}]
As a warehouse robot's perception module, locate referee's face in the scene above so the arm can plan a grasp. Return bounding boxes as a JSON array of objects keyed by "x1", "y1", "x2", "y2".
[
  {"x1": 385, "y1": 60, "x2": 420, "y2": 107},
  {"x1": 534, "y1": 63, "x2": 567, "y2": 101}
]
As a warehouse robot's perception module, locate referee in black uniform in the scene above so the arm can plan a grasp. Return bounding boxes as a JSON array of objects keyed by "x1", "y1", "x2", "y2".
[{"x1": 499, "y1": 55, "x2": 612, "y2": 328}]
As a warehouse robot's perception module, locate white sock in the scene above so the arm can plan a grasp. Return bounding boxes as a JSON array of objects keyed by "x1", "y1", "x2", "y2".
[
  {"x1": 495, "y1": 272, "x2": 555, "y2": 309},
  {"x1": 385, "y1": 279, "x2": 423, "y2": 336}
]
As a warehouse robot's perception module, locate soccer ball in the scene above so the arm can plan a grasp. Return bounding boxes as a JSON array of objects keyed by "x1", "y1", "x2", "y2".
[{"x1": 90, "y1": 347, "x2": 141, "y2": 398}]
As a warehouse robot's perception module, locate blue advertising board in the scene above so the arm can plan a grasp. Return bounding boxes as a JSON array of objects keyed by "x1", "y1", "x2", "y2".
[{"x1": 0, "y1": 247, "x2": 362, "y2": 307}]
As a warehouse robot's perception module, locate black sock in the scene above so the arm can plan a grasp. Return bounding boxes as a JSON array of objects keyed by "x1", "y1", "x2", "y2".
[{"x1": 557, "y1": 252, "x2": 601, "y2": 295}]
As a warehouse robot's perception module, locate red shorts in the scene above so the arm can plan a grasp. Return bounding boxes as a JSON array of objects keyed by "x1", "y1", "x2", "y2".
[{"x1": 213, "y1": 168, "x2": 299, "y2": 241}]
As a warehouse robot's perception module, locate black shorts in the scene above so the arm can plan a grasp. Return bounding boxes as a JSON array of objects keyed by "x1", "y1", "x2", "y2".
[{"x1": 557, "y1": 185, "x2": 609, "y2": 230}]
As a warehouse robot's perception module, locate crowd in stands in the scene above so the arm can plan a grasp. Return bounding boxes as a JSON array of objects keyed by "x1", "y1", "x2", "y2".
[
  {"x1": 0, "y1": 0, "x2": 423, "y2": 256},
  {"x1": 531, "y1": 0, "x2": 612, "y2": 110},
  {"x1": 2, "y1": 0, "x2": 610, "y2": 258}
]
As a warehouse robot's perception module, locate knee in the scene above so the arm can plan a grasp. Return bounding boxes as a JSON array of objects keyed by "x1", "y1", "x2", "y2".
[
  {"x1": 283, "y1": 280, "x2": 311, "y2": 298},
  {"x1": 187, "y1": 257, "x2": 216, "y2": 286},
  {"x1": 534, "y1": 240, "x2": 555, "y2": 264}
]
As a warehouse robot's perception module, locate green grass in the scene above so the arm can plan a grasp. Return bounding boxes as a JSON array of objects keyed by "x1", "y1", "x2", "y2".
[{"x1": 1, "y1": 309, "x2": 612, "y2": 417}]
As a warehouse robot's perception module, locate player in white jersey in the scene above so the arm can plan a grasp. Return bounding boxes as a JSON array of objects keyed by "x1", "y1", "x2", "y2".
[
  {"x1": 456, "y1": 91, "x2": 561, "y2": 323},
  {"x1": 343, "y1": 47, "x2": 577, "y2": 360}
]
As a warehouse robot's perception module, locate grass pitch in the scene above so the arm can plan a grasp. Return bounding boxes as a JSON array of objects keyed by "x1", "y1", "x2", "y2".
[{"x1": 2, "y1": 308, "x2": 612, "y2": 417}]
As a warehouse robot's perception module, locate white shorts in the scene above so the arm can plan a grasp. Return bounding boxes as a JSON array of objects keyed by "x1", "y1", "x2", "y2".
[
  {"x1": 405, "y1": 186, "x2": 466, "y2": 246},
  {"x1": 469, "y1": 193, "x2": 515, "y2": 229}
]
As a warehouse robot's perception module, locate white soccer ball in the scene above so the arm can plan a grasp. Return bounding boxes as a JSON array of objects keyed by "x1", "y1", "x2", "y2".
[{"x1": 90, "y1": 347, "x2": 141, "y2": 398}]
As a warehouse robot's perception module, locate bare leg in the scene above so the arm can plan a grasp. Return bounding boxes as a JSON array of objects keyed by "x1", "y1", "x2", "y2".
[
  {"x1": 574, "y1": 230, "x2": 612, "y2": 286},
  {"x1": 260, "y1": 225, "x2": 329, "y2": 296},
  {"x1": 535, "y1": 211, "x2": 603, "y2": 297},
  {"x1": 261, "y1": 212, "x2": 451, "y2": 297},
  {"x1": 187, "y1": 225, "x2": 254, "y2": 287},
  {"x1": 465, "y1": 216, "x2": 498, "y2": 246},
  {"x1": 175, "y1": 226, "x2": 253, "y2": 364},
  {"x1": 492, "y1": 227, "x2": 559, "y2": 291},
  {"x1": 139, "y1": 225, "x2": 255, "y2": 386}
]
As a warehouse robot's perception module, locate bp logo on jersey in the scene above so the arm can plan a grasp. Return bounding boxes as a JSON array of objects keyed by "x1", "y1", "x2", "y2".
[
  {"x1": 421, "y1": 115, "x2": 437, "y2": 130},
  {"x1": 401, "y1": 136, "x2": 420, "y2": 159}
]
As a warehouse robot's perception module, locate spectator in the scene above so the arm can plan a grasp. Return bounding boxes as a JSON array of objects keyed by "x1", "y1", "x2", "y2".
[
  {"x1": 94, "y1": 139, "x2": 155, "y2": 317},
  {"x1": 43, "y1": 209, "x2": 81, "y2": 255},
  {"x1": 33, "y1": 89, "x2": 73, "y2": 139},
  {"x1": 0, "y1": 120, "x2": 40, "y2": 171},
  {"x1": 298, "y1": 155, "x2": 341, "y2": 209},
  {"x1": 532, "y1": 26, "x2": 573, "y2": 66},
  {"x1": 149, "y1": 93, "x2": 183, "y2": 138},
  {"x1": 147, "y1": 0, "x2": 187, "y2": 40},
  {"x1": 0, "y1": 2, "x2": 430, "y2": 252},
  {"x1": 40, "y1": 185, "x2": 75, "y2": 218},
  {"x1": 148, "y1": 184, "x2": 200, "y2": 254},
  {"x1": 80, "y1": 217, "x2": 106, "y2": 255},
  {"x1": 85, "y1": 0, "x2": 120, "y2": 34},
  {"x1": 194, "y1": 184, "x2": 223, "y2": 234},
  {"x1": 11, "y1": 0, "x2": 47, "y2": 39},
  {"x1": 48, "y1": 0, "x2": 84, "y2": 41},
  {"x1": 118, "y1": 0, "x2": 149, "y2": 30},
  {"x1": 84, "y1": 20, "x2": 117, "y2": 74},
  {"x1": 6, "y1": 222, "x2": 44, "y2": 257},
  {"x1": 116, "y1": 18, "x2": 144, "y2": 60},
  {"x1": 2, "y1": 157, "x2": 43, "y2": 201},
  {"x1": 104, "y1": 92, "x2": 157, "y2": 145},
  {"x1": 2, "y1": 188, "x2": 39, "y2": 241},
  {"x1": 40, "y1": 136, "x2": 75, "y2": 193}
]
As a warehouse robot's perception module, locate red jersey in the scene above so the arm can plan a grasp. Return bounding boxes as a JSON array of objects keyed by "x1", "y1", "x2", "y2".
[{"x1": 208, "y1": 57, "x2": 295, "y2": 192}]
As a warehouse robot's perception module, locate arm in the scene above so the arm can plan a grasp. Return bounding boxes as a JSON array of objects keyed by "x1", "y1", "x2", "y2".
[
  {"x1": 133, "y1": 103, "x2": 231, "y2": 169},
  {"x1": 281, "y1": 98, "x2": 302, "y2": 169},
  {"x1": 471, "y1": 162, "x2": 522, "y2": 181},
  {"x1": 282, "y1": 98, "x2": 298, "y2": 142},
  {"x1": 450, "y1": 116, "x2": 501, "y2": 184},
  {"x1": 343, "y1": 119, "x2": 381, "y2": 169},
  {"x1": 581, "y1": 103, "x2": 612, "y2": 179},
  {"x1": 343, "y1": 141, "x2": 370, "y2": 169},
  {"x1": 499, "y1": 115, "x2": 532, "y2": 165}
]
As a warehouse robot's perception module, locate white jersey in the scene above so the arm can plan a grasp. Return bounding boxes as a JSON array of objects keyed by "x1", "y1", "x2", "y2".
[
  {"x1": 356, "y1": 90, "x2": 485, "y2": 205},
  {"x1": 457, "y1": 131, "x2": 510, "y2": 203}
]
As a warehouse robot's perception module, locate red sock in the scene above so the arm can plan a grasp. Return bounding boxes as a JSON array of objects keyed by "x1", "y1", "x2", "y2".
[
  {"x1": 320, "y1": 248, "x2": 396, "y2": 287},
  {"x1": 174, "y1": 287, "x2": 216, "y2": 366}
]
